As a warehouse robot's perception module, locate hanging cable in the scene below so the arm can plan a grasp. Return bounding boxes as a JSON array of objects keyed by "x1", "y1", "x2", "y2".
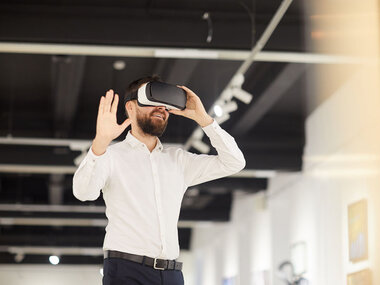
[
  {"x1": 202, "y1": 12, "x2": 213, "y2": 43},
  {"x1": 238, "y1": 0, "x2": 256, "y2": 48}
]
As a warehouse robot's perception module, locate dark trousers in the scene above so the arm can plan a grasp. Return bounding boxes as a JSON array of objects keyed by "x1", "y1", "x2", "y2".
[{"x1": 102, "y1": 257, "x2": 185, "y2": 285}]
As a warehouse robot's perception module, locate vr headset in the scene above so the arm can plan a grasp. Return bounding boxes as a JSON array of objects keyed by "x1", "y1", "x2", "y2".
[{"x1": 125, "y1": 81, "x2": 187, "y2": 110}]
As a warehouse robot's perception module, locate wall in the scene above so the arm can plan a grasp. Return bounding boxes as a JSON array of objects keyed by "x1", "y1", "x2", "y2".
[
  {"x1": 190, "y1": 191, "x2": 272, "y2": 285},
  {"x1": 269, "y1": 64, "x2": 380, "y2": 284}
]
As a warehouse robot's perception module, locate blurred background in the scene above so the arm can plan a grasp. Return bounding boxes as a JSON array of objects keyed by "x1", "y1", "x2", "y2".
[{"x1": 0, "y1": 0, "x2": 379, "y2": 284}]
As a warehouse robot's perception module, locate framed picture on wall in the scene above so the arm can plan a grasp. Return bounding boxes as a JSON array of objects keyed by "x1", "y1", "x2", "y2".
[
  {"x1": 348, "y1": 199, "x2": 368, "y2": 262},
  {"x1": 347, "y1": 268, "x2": 371, "y2": 285}
]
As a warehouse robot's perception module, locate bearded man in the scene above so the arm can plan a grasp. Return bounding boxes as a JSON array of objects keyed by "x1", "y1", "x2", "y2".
[{"x1": 73, "y1": 75, "x2": 245, "y2": 285}]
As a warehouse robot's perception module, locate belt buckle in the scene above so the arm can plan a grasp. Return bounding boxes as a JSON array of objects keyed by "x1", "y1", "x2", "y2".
[{"x1": 153, "y1": 258, "x2": 165, "y2": 270}]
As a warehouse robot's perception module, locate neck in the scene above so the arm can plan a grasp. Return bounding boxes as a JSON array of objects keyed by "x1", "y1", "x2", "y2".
[{"x1": 131, "y1": 125, "x2": 157, "y2": 152}]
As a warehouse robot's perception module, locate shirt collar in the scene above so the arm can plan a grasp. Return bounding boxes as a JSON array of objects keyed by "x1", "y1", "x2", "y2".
[{"x1": 125, "y1": 131, "x2": 163, "y2": 152}]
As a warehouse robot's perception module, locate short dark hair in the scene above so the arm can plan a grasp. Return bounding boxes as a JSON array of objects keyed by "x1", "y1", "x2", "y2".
[{"x1": 123, "y1": 75, "x2": 161, "y2": 117}]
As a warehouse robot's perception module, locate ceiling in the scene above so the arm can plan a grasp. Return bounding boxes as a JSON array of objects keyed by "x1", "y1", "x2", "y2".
[{"x1": 0, "y1": 0, "x2": 354, "y2": 265}]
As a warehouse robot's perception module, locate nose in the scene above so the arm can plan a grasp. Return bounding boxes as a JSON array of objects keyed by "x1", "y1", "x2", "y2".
[
  {"x1": 155, "y1": 106, "x2": 168, "y2": 113},
  {"x1": 154, "y1": 106, "x2": 169, "y2": 116}
]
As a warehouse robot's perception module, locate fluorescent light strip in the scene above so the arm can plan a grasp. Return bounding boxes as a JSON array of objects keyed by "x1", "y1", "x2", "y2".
[
  {"x1": 0, "y1": 217, "x2": 107, "y2": 227},
  {"x1": 0, "y1": 164, "x2": 78, "y2": 174},
  {"x1": 0, "y1": 246, "x2": 104, "y2": 256},
  {"x1": 0, "y1": 204, "x2": 105, "y2": 213}
]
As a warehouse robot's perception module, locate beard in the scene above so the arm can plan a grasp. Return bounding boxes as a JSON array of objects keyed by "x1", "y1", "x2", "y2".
[{"x1": 136, "y1": 109, "x2": 168, "y2": 137}]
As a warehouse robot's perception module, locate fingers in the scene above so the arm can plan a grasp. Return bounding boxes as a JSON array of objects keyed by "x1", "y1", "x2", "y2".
[
  {"x1": 104, "y1": 89, "x2": 113, "y2": 113},
  {"x1": 177, "y1": 85, "x2": 192, "y2": 93},
  {"x1": 168, "y1": 109, "x2": 183, "y2": 116},
  {"x1": 177, "y1": 85, "x2": 197, "y2": 99},
  {"x1": 111, "y1": 94, "x2": 119, "y2": 114},
  {"x1": 98, "y1": 96, "x2": 105, "y2": 116},
  {"x1": 101, "y1": 89, "x2": 121, "y2": 115}
]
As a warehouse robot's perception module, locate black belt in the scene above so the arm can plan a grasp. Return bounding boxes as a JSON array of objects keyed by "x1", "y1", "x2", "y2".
[{"x1": 104, "y1": 250, "x2": 183, "y2": 271}]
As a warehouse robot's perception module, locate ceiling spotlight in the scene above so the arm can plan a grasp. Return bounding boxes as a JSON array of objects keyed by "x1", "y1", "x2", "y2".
[
  {"x1": 113, "y1": 60, "x2": 126, "y2": 71},
  {"x1": 49, "y1": 255, "x2": 60, "y2": 265},
  {"x1": 223, "y1": 100, "x2": 238, "y2": 113},
  {"x1": 215, "y1": 113, "x2": 230, "y2": 125},
  {"x1": 231, "y1": 73, "x2": 245, "y2": 87},
  {"x1": 213, "y1": 104, "x2": 223, "y2": 117},
  {"x1": 232, "y1": 87, "x2": 253, "y2": 104},
  {"x1": 213, "y1": 100, "x2": 238, "y2": 120},
  {"x1": 220, "y1": 89, "x2": 233, "y2": 101}
]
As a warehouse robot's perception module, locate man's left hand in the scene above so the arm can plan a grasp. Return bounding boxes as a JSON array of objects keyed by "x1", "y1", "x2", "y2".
[{"x1": 168, "y1": 85, "x2": 214, "y2": 127}]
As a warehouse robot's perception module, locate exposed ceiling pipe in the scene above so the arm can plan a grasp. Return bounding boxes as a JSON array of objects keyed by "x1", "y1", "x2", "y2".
[{"x1": 0, "y1": 42, "x2": 363, "y2": 63}]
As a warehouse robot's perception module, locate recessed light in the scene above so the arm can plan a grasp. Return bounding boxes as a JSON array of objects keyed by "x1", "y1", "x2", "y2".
[{"x1": 113, "y1": 60, "x2": 126, "y2": 70}]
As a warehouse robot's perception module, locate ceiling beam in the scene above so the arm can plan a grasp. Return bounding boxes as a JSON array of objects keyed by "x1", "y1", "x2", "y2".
[
  {"x1": 0, "y1": 225, "x2": 192, "y2": 251},
  {"x1": 197, "y1": 177, "x2": 267, "y2": 192},
  {"x1": 0, "y1": 217, "x2": 107, "y2": 227},
  {"x1": 0, "y1": 217, "x2": 213, "y2": 229},
  {"x1": 0, "y1": 42, "x2": 363, "y2": 64},
  {"x1": 244, "y1": 150, "x2": 303, "y2": 171},
  {"x1": 0, "y1": 204, "x2": 105, "y2": 213}
]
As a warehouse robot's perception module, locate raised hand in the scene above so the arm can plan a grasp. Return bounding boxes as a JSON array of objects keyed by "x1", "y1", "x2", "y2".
[
  {"x1": 168, "y1": 85, "x2": 213, "y2": 127},
  {"x1": 92, "y1": 89, "x2": 131, "y2": 156}
]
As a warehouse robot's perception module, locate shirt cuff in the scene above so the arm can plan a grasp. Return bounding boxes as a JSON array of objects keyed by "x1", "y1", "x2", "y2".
[{"x1": 201, "y1": 119, "x2": 222, "y2": 137}]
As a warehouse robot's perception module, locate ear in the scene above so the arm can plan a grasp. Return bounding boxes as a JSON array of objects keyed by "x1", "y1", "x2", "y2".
[
  {"x1": 125, "y1": 101, "x2": 137, "y2": 116},
  {"x1": 125, "y1": 101, "x2": 132, "y2": 112}
]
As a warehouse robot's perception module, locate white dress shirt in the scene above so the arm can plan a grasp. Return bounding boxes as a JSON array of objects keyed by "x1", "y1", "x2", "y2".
[{"x1": 72, "y1": 120, "x2": 245, "y2": 260}]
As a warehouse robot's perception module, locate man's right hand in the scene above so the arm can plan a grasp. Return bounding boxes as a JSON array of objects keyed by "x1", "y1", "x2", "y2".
[{"x1": 92, "y1": 89, "x2": 131, "y2": 156}]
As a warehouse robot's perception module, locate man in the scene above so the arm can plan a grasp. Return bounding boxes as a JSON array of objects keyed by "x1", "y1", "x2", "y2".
[{"x1": 72, "y1": 76, "x2": 245, "y2": 285}]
